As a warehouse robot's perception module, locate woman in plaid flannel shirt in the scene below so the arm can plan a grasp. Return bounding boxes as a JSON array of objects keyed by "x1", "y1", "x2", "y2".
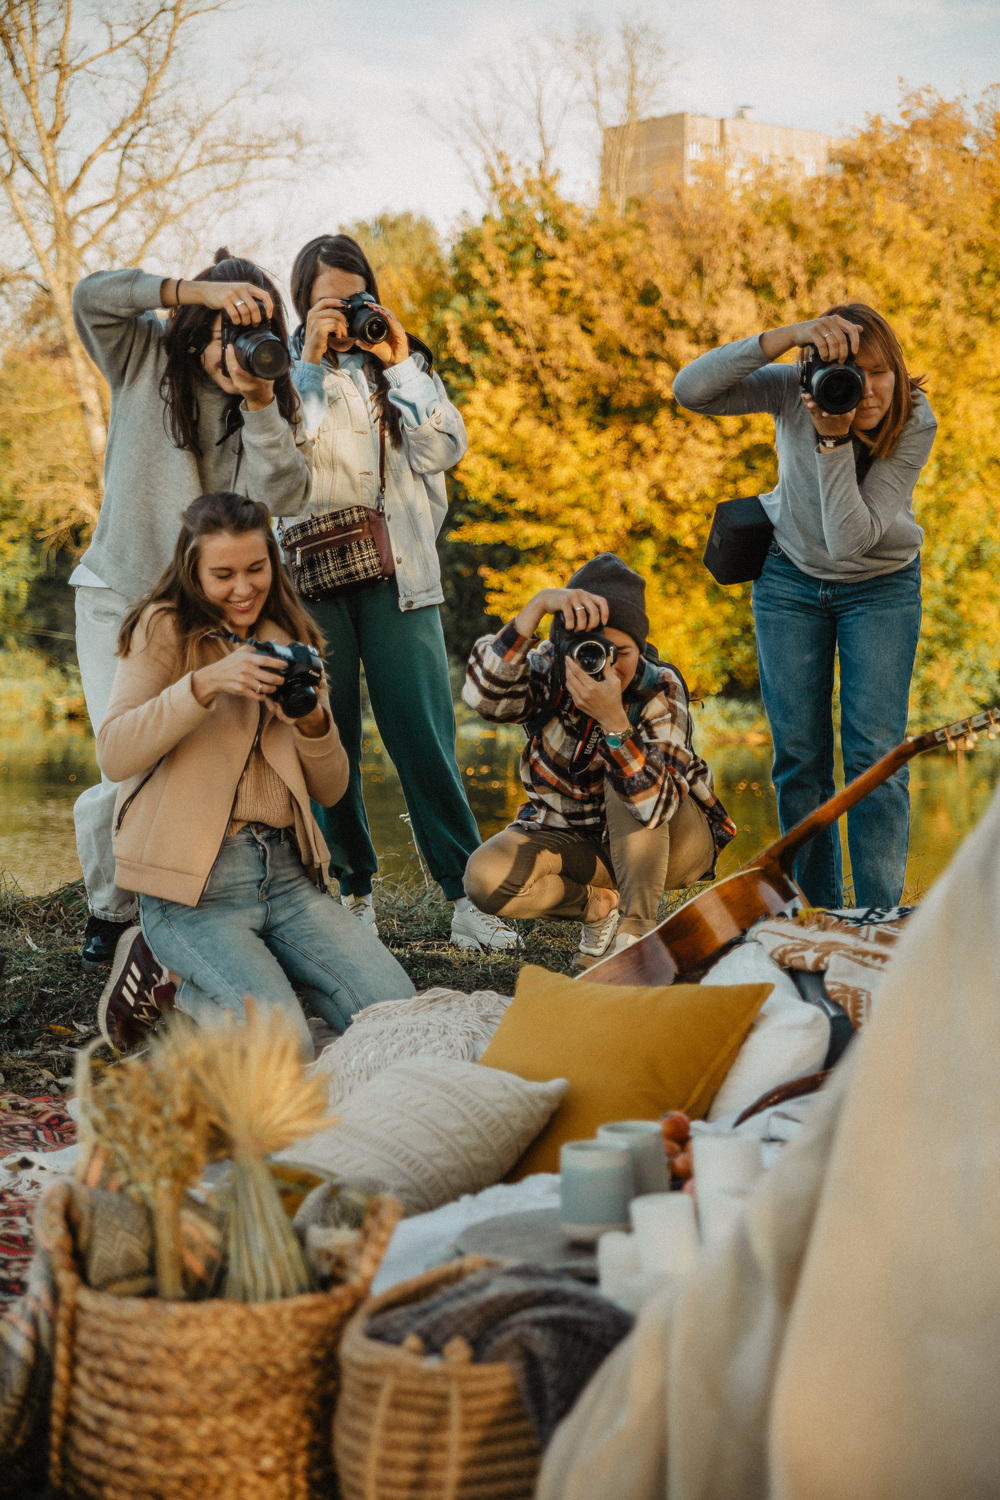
[{"x1": 462, "y1": 555, "x2": 736, "y2": 968}]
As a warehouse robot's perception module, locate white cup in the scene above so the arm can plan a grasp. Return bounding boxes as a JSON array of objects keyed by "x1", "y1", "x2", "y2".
[
  {"x1": 560, "y1": 1140, "x2": 633, "y2": 1243},
  {"x1": 597, "y1": 1120, "x2": 670, "y2": 1196},
  {"x1": 630, "y1": 1192, "x2": 700, "y2": 1278}
]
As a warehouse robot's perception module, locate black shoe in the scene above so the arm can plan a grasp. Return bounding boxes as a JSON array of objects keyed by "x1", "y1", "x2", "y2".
[{"x1": 81, "y1": 915, "x2": 135, "y2": 971}]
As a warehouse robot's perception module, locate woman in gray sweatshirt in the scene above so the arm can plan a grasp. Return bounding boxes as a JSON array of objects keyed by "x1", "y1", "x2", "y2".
[
  {"x1": 71, "y1": 249, "x2": 311, "y2": 967},
  {"x1": 673, "y1": 303, "x2": 936, "y2": 911}
]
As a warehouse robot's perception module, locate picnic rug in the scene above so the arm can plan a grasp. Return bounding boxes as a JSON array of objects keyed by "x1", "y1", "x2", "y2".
[
  {"x1": 0, "y1": 1094, "x2": 76, "y2": 1495},
  {"x1": 0, "y1": 1095, "x2": 76, "y2": 1305}
]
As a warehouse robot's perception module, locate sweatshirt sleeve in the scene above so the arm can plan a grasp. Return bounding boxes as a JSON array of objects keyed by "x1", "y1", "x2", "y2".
[
  {"x1": 389, "y1": 363, "x2": 468, "y2": 476},
  {"x1": 673, "y1": 336, "x2": 799, "y2": 419},
  {"x1": 238, "y1": 397, "x2": 312, "y2": 518},
  {"x1": 462, "y1": 621, "x2": 549, "y2": 724},
  {"x1": 97, "y1": 611, "x2": 213, "y2": 781},
  {"x1": 815, "y1": 401, "x2": 937, "y2": 560},
  {"x1": 72, "y1": 269, "x2": 167, "y2": 390}
]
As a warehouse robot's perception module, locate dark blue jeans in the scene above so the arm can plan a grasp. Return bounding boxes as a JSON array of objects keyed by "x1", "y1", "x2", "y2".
[{"x1": 752, "y1": 545, "x2": 922, "y2": 909}]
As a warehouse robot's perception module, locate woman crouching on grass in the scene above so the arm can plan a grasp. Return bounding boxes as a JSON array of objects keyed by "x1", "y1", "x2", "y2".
[{"x1": 95, "y1": 490, "x2": 415, "y2": 1055}]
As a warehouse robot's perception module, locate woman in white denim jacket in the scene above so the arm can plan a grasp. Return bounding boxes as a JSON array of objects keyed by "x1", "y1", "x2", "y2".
[{"x1": 283, "y1": 234, "x2": 516, "y2": 951}]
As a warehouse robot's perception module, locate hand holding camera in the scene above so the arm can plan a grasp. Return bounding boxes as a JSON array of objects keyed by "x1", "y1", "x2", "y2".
[
  {"x1": 192, "y1": 636, "x2": 327, "y2": 735},
  {"x1": 301, "y1": 294, "x2": 409, "y2": 367}
]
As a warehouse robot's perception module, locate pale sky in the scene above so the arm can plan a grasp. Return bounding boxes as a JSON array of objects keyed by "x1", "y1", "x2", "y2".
[{"x1": 195, "y1": 0, "x2": 1000, "y2": 270}]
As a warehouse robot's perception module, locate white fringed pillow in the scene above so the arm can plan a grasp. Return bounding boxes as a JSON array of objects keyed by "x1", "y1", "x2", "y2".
[
  {"x1": 278, "y1": 1057, "x2": 567, "y2": 1215},
  {"x1": 309, "y1": 987, "x2": 512, "y2": 1107}
]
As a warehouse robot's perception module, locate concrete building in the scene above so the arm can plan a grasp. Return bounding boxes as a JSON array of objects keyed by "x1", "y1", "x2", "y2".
[{"x1": 603, "y1": 106, "x2": 837, "y2": 200}]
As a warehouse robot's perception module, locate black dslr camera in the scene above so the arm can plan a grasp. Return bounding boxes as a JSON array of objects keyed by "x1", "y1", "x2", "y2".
[
  {"x1": 799, "y1": 346, "x2": 866, "y2": 415},
  {"x1": 215, "y1": 630, "x2": 323, "y2": 718},
  {"x1": 341, "y1": 292, "x2": 390, "y2": 346},
  {"x1": 221, "y1": 299, "x2": 291, "y2": 381},
  {"x1": 551, "y1": 620, "x2": 619, "y2": 687}
]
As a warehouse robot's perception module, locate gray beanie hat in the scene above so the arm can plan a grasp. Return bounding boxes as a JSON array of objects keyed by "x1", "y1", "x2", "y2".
[{"x1": 566, "y1": 554, "x2": 649, "y2": 652}]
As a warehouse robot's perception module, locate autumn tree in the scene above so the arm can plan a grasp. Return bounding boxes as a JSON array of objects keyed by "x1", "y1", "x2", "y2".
[
  {"x1": 0, "y1": 0, "x2": 309, "y2": 491},
  {"x1": 441, "y1": 88, "x2": 1000, "y2": 723}
]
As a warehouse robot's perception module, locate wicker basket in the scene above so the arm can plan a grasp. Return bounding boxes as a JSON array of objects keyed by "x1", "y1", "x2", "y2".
[
  {"x1": 43, "y1": 1178, "x2": 402, "y2": 1500},
  {"x1": 334, "y1": 1257, "x2": 542, "y2": 1500}
]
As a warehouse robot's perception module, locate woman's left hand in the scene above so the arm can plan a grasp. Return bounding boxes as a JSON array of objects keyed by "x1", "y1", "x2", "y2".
[
  {"x1": 354, "y1": 304, "x2": 410, "y2": 368},
  {"x1": 267, "y1": 698, "x2": 329, "y2": 737},
  {"x1": 225, "y1": 357, "x2": 275, "y2": 413},
  {"x1": 800, "y1": 390, "x2": 856, "y2": 438},
  {"x1": 564, "y1": 656, "x2": 629, "y2": 735}
]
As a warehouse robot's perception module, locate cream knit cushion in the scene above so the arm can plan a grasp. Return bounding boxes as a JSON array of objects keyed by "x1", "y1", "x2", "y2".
[
  {"x1": 279, "y1": 1057, "x2": 568, "y2": 1214},
  {"x1": 309, "y1": 988, "x2": 512, "y2": 1108}
]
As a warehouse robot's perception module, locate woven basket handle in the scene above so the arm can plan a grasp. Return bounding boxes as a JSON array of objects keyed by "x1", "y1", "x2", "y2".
[
  {"x1": 355, "y1": 1194, "x2": 403, "y2": 1292},
  {"x1": 41, "y1": 1181, "x2": 83, "y2": 1488}
]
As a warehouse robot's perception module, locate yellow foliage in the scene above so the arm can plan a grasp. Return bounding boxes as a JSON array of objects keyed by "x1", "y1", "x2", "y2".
[{"x1": 444, "y1": 87, "x2": 1000, "y2": 725}]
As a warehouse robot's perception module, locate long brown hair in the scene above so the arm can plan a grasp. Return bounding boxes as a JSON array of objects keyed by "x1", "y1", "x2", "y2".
[
  {"x1": 160, "y1": 248, "x2": 299, "y2": 455},
  {"x1": 821, "y1": 303, "x2": 926, "y2": 462},
  {"x1": 118, "y1": 491, "x2": 324, "y2": 670},
  {"x1": 290, "y1": 233, "x2": 432, "y2": 450}
]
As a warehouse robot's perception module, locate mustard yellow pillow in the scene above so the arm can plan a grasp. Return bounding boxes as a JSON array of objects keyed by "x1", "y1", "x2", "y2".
[{"x1": 478, "y1": 964, "x2": 772, "y2": 1177}]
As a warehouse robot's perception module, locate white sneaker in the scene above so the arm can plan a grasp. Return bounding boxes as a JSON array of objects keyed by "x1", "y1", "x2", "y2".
[
  {"x1": 578, "y1": 907, "x2": 620, "y2": 958},
  {"x1": 451, "y1": 908, "x2": 520, "y2": 952},
  {"x1": 608, "y1": 932, "x2": 640, "y2": 957},
  {"x1": 346, "y1": 896, "x2": 379, "y2": 940}
]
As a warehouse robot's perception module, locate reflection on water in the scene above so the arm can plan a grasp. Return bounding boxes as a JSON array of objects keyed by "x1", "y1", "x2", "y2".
[{"x1": 3, "y1": 708, "x2": 999, "y2": 904}]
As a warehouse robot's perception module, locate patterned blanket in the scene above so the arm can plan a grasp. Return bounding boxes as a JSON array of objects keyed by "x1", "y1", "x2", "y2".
[
  {"x1": 0, "y1": 1095, "x2": 76, "y2": 1306},
  {"x1": 754, "y1": 906, "x2": 913, "y2": 1028}
]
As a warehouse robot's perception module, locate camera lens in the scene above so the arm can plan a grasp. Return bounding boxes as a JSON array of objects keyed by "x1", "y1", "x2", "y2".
[
  {"x1": 812, "y1": 363, "x2": 865, "y2": 415},
  {"x1": 276, "y1": 683, "x2": 318, "y2": 719},
  {"x1": 233, "y1": 330, "x2": 290, "y2": 381},
  {"x1": 569, "y1": 640, "x2": 609, "y2": 676},
  {"x1": 357, "y1": 309, "x2": 390, "y2": 344}
]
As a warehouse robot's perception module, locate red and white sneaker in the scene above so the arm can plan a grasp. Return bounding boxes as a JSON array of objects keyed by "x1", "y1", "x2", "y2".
[{"x1": 97, "y1": 927, "x2": 175, "y2": 1052}]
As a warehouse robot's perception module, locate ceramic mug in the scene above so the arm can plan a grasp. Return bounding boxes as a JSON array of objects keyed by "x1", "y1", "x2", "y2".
[
  {"x1": 597, "y1": 1119, "x2": 671, "y2": 1196},
  {"x1": 559, "y1": 1140, "x2": 633, "y2": 1243}
]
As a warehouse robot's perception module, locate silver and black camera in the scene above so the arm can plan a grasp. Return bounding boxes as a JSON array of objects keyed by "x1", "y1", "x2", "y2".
[
  {"x1": 214, "y1": 630, "x2": 322, "y2": 718},
  {"x1": 551, "y1": 622, "x2": 619, "y2": 687}
]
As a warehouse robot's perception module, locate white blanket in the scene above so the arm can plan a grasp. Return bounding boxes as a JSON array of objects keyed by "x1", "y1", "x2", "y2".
[{"x1": 540, "y1": 779, "x2": 1000, "y2": 1500}]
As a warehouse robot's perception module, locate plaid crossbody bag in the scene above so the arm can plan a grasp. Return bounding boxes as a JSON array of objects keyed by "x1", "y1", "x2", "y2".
[{"x1": 282, "y1": 418, "x2": 396, "y2": 600}]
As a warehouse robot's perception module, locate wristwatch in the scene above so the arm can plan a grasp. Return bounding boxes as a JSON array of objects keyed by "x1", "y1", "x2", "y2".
[
  {"x1": 604, "y1": 730, "x2": 628, "y2": 749},
  {"x1": 817, "y1": 432, "x2": 852, "y2": 451}
]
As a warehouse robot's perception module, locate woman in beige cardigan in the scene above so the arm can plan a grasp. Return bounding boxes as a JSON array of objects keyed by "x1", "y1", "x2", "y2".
[{"x1": 96, "y1": 490, "x2": 414, "y2": 1052}]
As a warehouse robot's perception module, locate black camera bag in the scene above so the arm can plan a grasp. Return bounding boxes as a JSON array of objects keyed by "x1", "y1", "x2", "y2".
[{"x1": 703, "y1": 495, "x2": 774, "y2": 585}]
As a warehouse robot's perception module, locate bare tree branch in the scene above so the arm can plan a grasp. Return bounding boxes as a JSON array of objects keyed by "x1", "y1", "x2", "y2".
[{"x1": 0, "y1": 0, "x2": 317, "y2": 495}]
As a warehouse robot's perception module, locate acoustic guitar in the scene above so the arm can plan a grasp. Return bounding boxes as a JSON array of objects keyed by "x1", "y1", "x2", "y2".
[{"x1": 588, "y1": 707, "x2": 1000, "y2": 987}]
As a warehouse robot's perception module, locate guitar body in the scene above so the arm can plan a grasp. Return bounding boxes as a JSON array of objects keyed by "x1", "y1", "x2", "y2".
[
  {"x1": 587, "y1": 863, "x2": 803, "y2": 986},
  {"x1": 585, "y1": 707, "x2": 1000, "y2": 988}
]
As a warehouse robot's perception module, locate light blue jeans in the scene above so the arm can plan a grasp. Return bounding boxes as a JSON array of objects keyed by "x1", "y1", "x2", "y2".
[
  {"x1": 140, "y1": 826, "x2": 415, "y2": 1052},
  {"x1": 752, "y1": 545, "x2": 922, "y2": 909}
]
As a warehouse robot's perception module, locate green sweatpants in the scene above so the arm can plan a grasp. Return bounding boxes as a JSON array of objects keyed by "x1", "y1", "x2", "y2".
[{"x1": 308, "y1": 580, "x2": 481, "y2": 902}]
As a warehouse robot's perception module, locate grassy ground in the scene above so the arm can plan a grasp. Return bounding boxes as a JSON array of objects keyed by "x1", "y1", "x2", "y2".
[{"x1": 2, "y1": 872, "x2": 705, "y2": 1096}]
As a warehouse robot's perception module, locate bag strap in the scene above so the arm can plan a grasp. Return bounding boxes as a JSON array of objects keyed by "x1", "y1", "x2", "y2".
[{"x1": 376, "y1": 415, "x2": 386, "y2": 515}]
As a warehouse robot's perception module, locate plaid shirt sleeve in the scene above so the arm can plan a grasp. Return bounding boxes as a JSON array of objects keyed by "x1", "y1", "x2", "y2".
[
  {"x1": 462, "y1": 620, "x2": 549, "y2": 724},
  {"x1": 604, "y1": 670, "x2": 737, "y2": 849}
]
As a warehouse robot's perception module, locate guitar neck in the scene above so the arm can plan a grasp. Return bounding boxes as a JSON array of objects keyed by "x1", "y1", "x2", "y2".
[{"x1": 751, "y1": 707, "x2": 1000, "y2": 878}]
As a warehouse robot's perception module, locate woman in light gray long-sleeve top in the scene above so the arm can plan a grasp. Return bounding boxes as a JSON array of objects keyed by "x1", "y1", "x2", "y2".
[
  {"x1": 72, "y1": 249, "x2": 311, "y2": 969},
  {"x1": 674, "y1": 303, "x2": 936, "y2": 910}
]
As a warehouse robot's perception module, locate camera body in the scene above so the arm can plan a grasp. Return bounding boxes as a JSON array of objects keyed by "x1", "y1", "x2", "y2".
[
  {"x1": 799, "y1": 346, "x2": 866, "y2": 415},
  {"x1": 221, "y1": 299, "x2": 291, "y2": 381},
  {"x1": 215, "y1": 630, "x2": 323, "y2": 718},
  {"x1": 551, "y1": 622, "x2": 619, "y2": 687},
  {"x1": 340, "y1": 292, "x2": 390, "y2": 346}
]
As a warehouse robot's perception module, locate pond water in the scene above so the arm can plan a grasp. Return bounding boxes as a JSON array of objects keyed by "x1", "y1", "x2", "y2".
[{"x1": 2, "y1": 708, "x2": 999, "y2": 904}]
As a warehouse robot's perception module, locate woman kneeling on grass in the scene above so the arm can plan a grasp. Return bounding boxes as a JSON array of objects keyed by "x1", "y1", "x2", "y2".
[{"x1": 95, "y1": 490, "x2": 415, "y2": 1055}]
